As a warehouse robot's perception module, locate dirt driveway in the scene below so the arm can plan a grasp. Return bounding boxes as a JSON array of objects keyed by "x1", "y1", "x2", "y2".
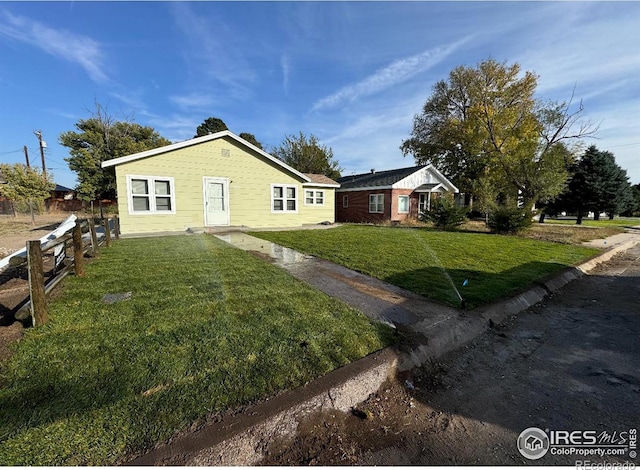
[
  {"x1": 0, "y1": 214, "x2": 68, "y2": 360},
  {"x1": 260, "y1": 244, "x2": 640, "y2": 466}
]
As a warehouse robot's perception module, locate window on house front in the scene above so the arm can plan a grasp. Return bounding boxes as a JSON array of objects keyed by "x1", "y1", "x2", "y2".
[
  {"x1": 398, "y1": 195, "x2": 409, "y2": 213},
  {"x1": 128, "y1": 176, "x2": 175, "y2": 214},
  {"x1": 304, "y1": 189, "x2": 325, "y2": 206},
  {"x1": 343, "y1": 195, "x2": 348, "y2": 208},
  {"x1": 369, "y1": 194, "x2": 384, "y2": 213},
  {"x1": 272, "y1": 185, "x2": 297, "y2": 212}
]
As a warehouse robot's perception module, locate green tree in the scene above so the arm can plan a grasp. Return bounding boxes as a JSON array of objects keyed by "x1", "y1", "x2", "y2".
[
  {"x1": 60, "y1": 105, "x2": 171, "y2": 202},
  {"x1": 554, "y1": 146, "x2": 633, "y2": 223},
  {"x1": 194, "y1": 117, "x2": 228, "y2": 137},
  {"x1": 238, "y1": 132, "x2": 263, "y2": 150},
  {"x1": 401, "y1": 58, "x2": 596, "y2": 210},
  {"x1": 273, "y1": 132, "x2": 342, "y2": 180},
  {"x1": 0, "y1": 164, "x2": 54, "y2": 223}
]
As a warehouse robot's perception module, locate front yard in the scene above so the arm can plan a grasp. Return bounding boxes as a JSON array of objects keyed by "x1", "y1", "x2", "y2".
[
  {"x1": 251, "y1": 225, "x2": 600, "y2": 308},
  {"x1": 0, "y1": 235, "x2": 392, "y2": 465}
]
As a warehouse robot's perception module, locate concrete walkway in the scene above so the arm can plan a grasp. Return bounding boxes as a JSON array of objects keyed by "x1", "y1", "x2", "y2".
[{"x1": 216, "y1": 227, "x2": 640, "y2": 369}]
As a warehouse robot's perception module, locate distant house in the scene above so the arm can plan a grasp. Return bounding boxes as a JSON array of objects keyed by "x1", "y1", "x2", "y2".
[
  {"x1": 101, "y1": 130, "x2": 339, "y2": 235},
  {"x1": 336, "y1": 165, "x2": 459, "y2": 223}
]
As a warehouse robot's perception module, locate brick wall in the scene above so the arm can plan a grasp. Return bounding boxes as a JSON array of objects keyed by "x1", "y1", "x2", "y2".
[{"x1": 336, "y1": 189, "x2": 424, "y2": 223}]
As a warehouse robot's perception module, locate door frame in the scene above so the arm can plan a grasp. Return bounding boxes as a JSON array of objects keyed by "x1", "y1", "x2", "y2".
[{"x1": 202, "y1": 177, "x2": 230, "y2": 226}]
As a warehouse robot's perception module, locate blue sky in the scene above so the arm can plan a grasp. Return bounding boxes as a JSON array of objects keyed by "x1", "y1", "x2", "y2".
[{"x1": 1, "y1": 1, "x2": 639, "y2": 189}]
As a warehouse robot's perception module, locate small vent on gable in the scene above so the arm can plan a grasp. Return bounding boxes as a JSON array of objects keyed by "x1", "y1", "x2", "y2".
[{"x1": 221, "y1": 148, "x2": 231, "y2": 158}]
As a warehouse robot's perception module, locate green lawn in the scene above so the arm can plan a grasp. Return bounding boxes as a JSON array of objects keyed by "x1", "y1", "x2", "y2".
[
  {"x1": 544, "y1": 217, "x2": 640, "y2": 228},
  {"x1": 0, "y1": 235, "x2": 392, "y2": 465},
  {"x1": 251, "y1": 225, "x2": 600, "y2": 308}
]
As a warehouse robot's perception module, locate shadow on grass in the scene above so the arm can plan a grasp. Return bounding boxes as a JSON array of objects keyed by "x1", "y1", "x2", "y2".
[{"x1": 384, "y1": 261, "x2": 570, "y2": 309}]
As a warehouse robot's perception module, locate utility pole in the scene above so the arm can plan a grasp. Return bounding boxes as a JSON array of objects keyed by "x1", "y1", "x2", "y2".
[
  {"x1": 34, "y1": 130, "x2": 47, "y2": 178},
  {"x1": 23, "y1": 145, "x2": 30, "y2": 167}
]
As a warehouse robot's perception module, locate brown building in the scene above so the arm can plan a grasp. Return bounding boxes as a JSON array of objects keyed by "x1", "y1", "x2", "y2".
[{"x1": 336, "y1": 165, "x2": 459, "y2": 223}]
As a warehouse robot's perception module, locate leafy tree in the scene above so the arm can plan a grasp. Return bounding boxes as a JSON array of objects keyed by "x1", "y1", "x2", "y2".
[
  {"x1": 273, "y1": 132, "x2": 342, "y2": 180},
  {"x1": 238, "y1": 132, "x2": 263, "y2": 150},
  {"x1": 60, "y1": 104, "x2": 171, "y2": 201},
  {"x1": 194, "y1": 117, "x2": 228, "y2": 137},
  {"x1": 401, "y1": 58, "x2": 597, "y2": 210},
  {"x1": 0, "y1": 164, "x2": 54, "y2": 223},
  {"x1": 553, "y1": 146, "x2": 633, "y2": 223}
]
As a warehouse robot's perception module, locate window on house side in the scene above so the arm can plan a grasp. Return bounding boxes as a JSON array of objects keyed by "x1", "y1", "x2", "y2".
[
  {"x1": 398, "y1": 195, "x2": 409, "y2": 213},
  {"x1": 369, "y1": 194, "x2": 384, "y2": 213},
  {"x1": 305, "y1": 189, "x2": 325, "y2": 206},
  {"x1": 273, "y1": 185, "x2": 297, "y2": 212},
  {"x1": 343, "y1": 195, "x2": 348, "y2": 208},
  {"x1": 128, "y1": 176, "x2": 175, "y2": 214}
]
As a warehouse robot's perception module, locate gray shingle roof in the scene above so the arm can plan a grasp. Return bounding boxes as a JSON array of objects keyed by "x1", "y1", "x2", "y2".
[{"x1": 337, "y1": 165, "x2": 427, "y2": 189}]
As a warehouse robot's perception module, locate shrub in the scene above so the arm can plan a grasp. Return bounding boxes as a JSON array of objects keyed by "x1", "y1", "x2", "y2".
[
  {"x1": 419, "y1": 195, "x2": 467, "y2": 230},
  {"x1": 487, "y1": 206, "x2": 534, "y2": 234}
]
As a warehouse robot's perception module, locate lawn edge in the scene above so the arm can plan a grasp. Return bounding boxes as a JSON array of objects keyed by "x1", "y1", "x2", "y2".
[{"x1": 124, "y1": 347, "x2": 399, "y2": 466}]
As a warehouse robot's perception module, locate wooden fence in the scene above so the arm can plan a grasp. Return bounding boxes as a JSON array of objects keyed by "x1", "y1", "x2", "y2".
[{"x1": 12, "y1": 215, "x2": 120, "y2": 326}]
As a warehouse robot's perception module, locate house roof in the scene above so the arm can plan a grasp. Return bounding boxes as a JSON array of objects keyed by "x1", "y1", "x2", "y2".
[
  {"x1": 337, "y1": 165, "x2": 427, "y2": 189},
  {"x1": 303, "y1": 173, "x2": 340, "y2": 187},
  {"x1": 337, "y1": 164, "x2": 458, "y2": 192},
  {"x1": 54, "y1": 184, "x2": 74, "y2": 192},
  {"x1": 101, "y1": 130, "x2": 311, "y2": 183}
]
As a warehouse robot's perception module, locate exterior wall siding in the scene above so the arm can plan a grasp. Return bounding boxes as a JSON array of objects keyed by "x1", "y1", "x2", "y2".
[
  {"x1": 336, "y1": 189, "x2": 393, "y2": 223},
  {"x1": 114, "y1": 137, "x2": 335, "y2": 234}
]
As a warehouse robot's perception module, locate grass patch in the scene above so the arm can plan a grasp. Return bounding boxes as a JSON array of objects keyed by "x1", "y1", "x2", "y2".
[
  {"x1": 251, "y1": 225, "x2": 600, "y2": 309},
  {"x1": 544, "y1": 217, "x2": 640, "y2": 228},
  {"x1": 0, "y1": 235, "x2": 392, "y2": 465}
]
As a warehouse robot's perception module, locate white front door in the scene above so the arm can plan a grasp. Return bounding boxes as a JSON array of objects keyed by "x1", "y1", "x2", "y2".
[{"x1": 204, "y1": 177, "x2": 230, "y2": 226}]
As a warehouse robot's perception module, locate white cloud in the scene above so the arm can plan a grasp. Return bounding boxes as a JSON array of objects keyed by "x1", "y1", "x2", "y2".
[
  {"x1": 0, "y1": 10, "x2": 108, "y2": 84},
  {"x1": 281, "y1": 54, "x2": 291, "y2": 94},
  {"x1": 169, "y1": 93, "x2": 217, "y2": 110},
  {"x1": 311, "y1": 37, "x2": 472, "y2": 113}
]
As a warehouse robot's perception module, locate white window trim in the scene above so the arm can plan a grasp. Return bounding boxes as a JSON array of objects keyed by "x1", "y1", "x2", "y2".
[
  {"x1": 304, "y1": 189, "x2": 325, "y2": 206},
  {"x1": 271, "y1": 183, "x2": 298, "y2": 214},
  {"x1": 369, "y1": 193, "x2": 384, "y2": 214},
  {"x1": 398, "y1": 195, "x2": 410, "y2": 214},
  {"x1": 126, "y1": 175, "x2": 176, "y2": 215},
  {"x1": 343, "y1": 195, "x2": 348, "y2": 208}
]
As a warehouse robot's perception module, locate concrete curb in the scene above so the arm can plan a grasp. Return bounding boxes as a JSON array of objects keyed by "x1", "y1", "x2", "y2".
[{"x1": 125, "y1": 347, "x2": 398, "y2": 466}]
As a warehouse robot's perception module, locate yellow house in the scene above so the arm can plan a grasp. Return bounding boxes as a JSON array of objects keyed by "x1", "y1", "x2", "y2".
[{"x1": 101, "y1": 131, "x2": 339, "y2": 235}]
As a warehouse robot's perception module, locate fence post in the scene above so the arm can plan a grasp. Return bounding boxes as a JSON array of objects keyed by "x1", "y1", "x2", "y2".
[
  {"x1": 113, "y1": 214, "x2": 120, "y2": 240},
  {"x1": 73, "y1": 222, "x2": 85, "y2": 277},
  {"x1": 27, "y1": 240, "x2": 48, "y2": 326},
  {"x1": 103, "y1": 217, "x2": 112, "y2": 247},
  {"x1": 88, "y1": 218, "x2": 99, "y2": 256}
]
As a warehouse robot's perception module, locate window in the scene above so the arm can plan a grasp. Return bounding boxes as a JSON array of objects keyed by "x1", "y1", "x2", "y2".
[
  {"x1": 272, "y1": 184, "x2": 297, "y2": 212},
  {"x1": 304, "y1": 189, "x2": 325, "y2": 206},
  {"x1": 127, "y1": 176, "x2": 175, "y2": 214},
  {"x1": 369, "y1": 194, "x2": 384, "y2": 213},
  {"x1": 398, "y1": 195, "x2": 409, "y2": 213},
  {"x1": 343, "y1": 195, "x2": 348, "y2": 208},
  {"x1": 419, "y1": 193, "x2": 428, "y2": 213}
]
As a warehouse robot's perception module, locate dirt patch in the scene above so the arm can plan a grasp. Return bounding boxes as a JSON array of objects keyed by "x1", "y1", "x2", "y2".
[{"x1": 0, "y1": 213, "x2": 71, "y2": 362}]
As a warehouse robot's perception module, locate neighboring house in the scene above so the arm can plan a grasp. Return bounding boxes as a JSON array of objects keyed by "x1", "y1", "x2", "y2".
[
  {"x1": 101, "y1": 130, "x2": 339, "y2": 235},
  {"x1": 336, "y1": 165, "x2": 459, "y2": 223}
]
